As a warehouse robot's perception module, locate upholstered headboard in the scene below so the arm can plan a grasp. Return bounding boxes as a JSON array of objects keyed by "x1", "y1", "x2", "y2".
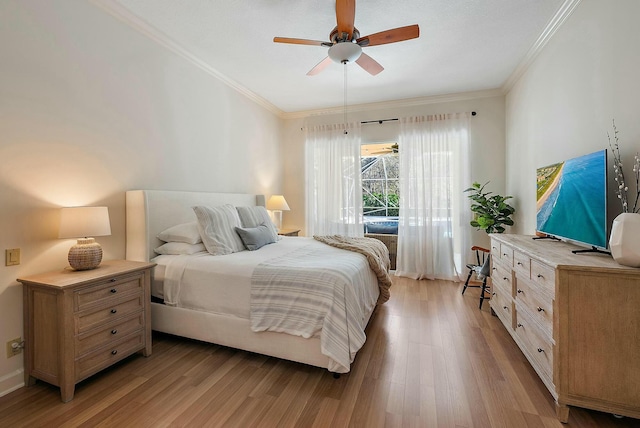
[{"x1": 125, "y1": 190, "x2": 265, "y2": 262}]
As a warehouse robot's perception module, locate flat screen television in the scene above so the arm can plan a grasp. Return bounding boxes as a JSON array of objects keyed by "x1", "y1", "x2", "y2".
[{"x1": 536, "y1": 149, "x2": 608, "y2": 249}]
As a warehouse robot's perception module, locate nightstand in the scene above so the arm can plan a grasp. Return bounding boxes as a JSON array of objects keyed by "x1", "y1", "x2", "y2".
[
  {"x1": 18, "y1": 259, "x2": 155, "y2": 402},
  {"x1": 278, "y1": 229, "x2": 300, "y2": 236}
]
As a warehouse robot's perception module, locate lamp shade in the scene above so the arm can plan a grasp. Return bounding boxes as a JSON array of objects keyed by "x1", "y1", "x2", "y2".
[
  {"x1": 266, "y1": 195, "x2": 290, "y2": 211},
  {"x1": 59, "y1": 206, "x2": 111, "y2": 238},
  {"x1": 59, "y1": 207, "x2": 111, "y2": 271}
]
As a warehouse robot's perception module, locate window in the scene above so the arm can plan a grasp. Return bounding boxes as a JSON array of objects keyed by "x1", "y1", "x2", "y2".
[{"x1": 361, "y1": 143, "x2": 399, "y2": 234}]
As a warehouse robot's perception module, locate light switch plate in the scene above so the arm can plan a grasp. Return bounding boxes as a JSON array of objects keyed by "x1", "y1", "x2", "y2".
[{"x1": 5, "y1": 248, "x2": 20, "y2": 266}]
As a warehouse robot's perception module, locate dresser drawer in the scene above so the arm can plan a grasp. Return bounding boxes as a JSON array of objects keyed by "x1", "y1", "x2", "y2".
[
  {"x1": 515, "y1": 278, "x2": 553, "y2": 336},
  {"x1": 531, "y1": 260, "x2": 555, "y2": 296},
  {"x1": 75, "y1": 332, "x2": 145, "y2": 382},
  {"x1": 75, "y1": 273, "x2": 144, "y2": 312},
  {"x1": 76, "y1": 294, "x2": 144, "y2": 334},
  {"x1": 491, "y1": 287, "x2": 513, "y2": 328},
  {"x1": 491, "y1": 261, "x2": 513, "y2": 297},
  {"x1": 515, "y1": 310, "x2": 553, "y2": 382},
  {"x1": 513, "y1": 250, "x2": 531, "y2": 279},
  {"x1": 497, "y1": 243, "x2": 512, "y2": 266},
  {"x1": 76, "y1": 312, "x2": 144, "y2": 356}
]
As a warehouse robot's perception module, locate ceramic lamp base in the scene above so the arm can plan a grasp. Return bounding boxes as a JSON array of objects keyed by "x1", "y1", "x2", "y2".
[{"x1": 68, "y1": 237, "x2": 103, "y2": 270}]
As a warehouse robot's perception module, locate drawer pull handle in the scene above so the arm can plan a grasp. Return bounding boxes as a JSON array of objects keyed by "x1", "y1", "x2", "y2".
[
  {"x1": 111, "y1": 350, "x2": 118, "y2": 355},
  {"x1": 492, "y1": 292, "x2": 496, "y2": 296},
  {"x1": 537, "y1": 307, "x2": 545, "y2": 312},
  {"x1": 503, "y1": 253, "x2": 508, "y2": 256},
  {"x1": 110, "y1": 278, "x2": 117, "y2": 282},
  {"x1": 110, "y1": 309, "x2": 117, "y2": 314},
  {"x1": 111, "y1": 329, "x2": 118, "y2": 335},
  {"x1": 503, "y1": 306, "x2": 508, "y2": 310},
  {"x1": 537, "y1": 274, "x2": 544, "y2": 279},
  {"x1": 517, "y1": 262, "x2": 522, "y2": 266},
  {"x1": 517, "y1": 289, "x2": 523, "y2": 294},
  {"x1": 110, "y1": 288, "x2": 117, "y2": 294},
  {"x1": 503, "y1": 277, "x2": 508, "y2": 281},
  {"x1": 517, "y1": 323, "x2": 523, "y2": 327},
  {"x1": 537, "y1": 348, "x2": 544, "y2": 353}
]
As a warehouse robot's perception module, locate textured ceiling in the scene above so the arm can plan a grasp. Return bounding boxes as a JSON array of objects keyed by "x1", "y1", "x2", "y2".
[{"x1": 108, "y1": 0, "x2": 565, "y2": 114}]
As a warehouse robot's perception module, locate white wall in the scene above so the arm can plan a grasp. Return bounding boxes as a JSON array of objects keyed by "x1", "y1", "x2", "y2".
[
  {"x1": 506, "y1": 0, "x2": 640, "y2": 234},
  {"x1": 0, "y1": 0, "x2": 282, "y2": 395},
  {"x1": 281, "y1": 93, "x2": 507, "y2": 251}
]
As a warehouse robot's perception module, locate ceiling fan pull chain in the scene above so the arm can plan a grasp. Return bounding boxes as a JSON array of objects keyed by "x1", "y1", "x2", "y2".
[{"x1": 344, "y1": 62, "x2": 348, "y2": 134}]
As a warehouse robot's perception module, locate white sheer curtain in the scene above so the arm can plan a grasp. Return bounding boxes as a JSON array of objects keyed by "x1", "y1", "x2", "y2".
[
  {"x1": 305, "y1": 122, "x2": 364, "y2": 237},
  {"x1": 395, "y1": 113, "x2": 471, "y2": 281}
]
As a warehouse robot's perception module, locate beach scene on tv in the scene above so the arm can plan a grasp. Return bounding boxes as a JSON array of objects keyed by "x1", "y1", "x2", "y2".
[{"x1": 536, "y1": 149, "x2": 607, "y2": 248}]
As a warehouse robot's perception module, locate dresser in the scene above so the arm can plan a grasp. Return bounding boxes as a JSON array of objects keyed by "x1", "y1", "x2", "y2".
[
  {"x1": 490, "y1": 234, "x2": 640, "y2": 422},
  {"x1": 19, "y1": 260, "x2": 155, "y2": 402}
]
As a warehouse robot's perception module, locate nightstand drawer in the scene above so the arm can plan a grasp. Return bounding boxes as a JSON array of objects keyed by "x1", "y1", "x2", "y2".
[
  {"x1": 76, "y1": 294, "x2": 144, "y2": 333},
  {"x1": 75, "y1": 273, "x2": 144, "y2": 311},
  {"x1": 75, "y1": 332, "x2": 144, "y2": 382},
  {"x1": 76, "y1": 312, "x2": 144, "y2": 356}
]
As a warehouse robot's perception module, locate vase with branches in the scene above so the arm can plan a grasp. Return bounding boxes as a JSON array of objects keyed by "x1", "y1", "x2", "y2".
[
  {"x1": 608, "y1": 120, "x2": 640, "y2": 267},
  {"x1": 608, "y1": 120, "x2": 640, "y2": 213}
]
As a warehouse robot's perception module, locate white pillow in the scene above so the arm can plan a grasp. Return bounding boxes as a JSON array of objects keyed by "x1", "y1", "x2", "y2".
[
  {"x1": 154, "y1": 242, "x2": 206, "y2": 255},
  {"x1": 157, "y1": 222, "x2": 201, "y2": 244},
  {"x1": 193, "y1": 205, "x2": 245, "y2": 255},
  {"x1": 236, "y1": 206, "x2": 279, "y2": 242}
]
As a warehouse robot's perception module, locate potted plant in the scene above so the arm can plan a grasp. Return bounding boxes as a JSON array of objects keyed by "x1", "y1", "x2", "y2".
[{"x1": 464, "y1": 182, "x2": 515, "y2": 233}]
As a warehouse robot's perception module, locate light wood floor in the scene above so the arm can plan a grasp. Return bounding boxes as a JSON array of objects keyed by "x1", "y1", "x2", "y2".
[{"x1": 1, "y1": 277, "x2": 638, "y2": 427}]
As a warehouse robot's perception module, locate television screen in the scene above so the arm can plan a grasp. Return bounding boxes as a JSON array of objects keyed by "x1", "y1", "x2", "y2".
[{"x1": 536, "y1": 149, "x2": 608, "y2": 249}]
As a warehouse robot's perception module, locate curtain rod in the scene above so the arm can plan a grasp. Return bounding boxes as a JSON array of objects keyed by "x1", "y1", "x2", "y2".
[
  {"x1": 301, "y1": 111, "x2": 477, "y2": 130},
  {"x1": 361, "y1": 111, "x2": 476, "y2": 125}
]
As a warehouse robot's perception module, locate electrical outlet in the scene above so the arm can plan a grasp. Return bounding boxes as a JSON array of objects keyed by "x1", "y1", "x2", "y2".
[
  {"x1": 6, "y1": 338, "x2": 23, "y2": 358},
  {"x1": 5, "y1": 248, "x2": 20, "y2": 266}
]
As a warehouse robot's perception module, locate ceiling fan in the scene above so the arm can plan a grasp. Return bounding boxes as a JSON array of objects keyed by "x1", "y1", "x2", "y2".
[{"x1": 274, "y1": 0, "x2": 419, "y2": 76}]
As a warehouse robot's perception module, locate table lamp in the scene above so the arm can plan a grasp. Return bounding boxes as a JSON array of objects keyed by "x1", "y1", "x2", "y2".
[
  {"x1": 266, "y1": 195, "x2": 290, "y2": 231},
  {"x1": 59, "y1": 206, "x2": 111, "y2": 270}
]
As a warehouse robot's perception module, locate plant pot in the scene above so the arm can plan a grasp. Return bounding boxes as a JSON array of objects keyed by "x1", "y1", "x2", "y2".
[{"x1": 609, "y1": 212, "x2": 640, "y2": 267}]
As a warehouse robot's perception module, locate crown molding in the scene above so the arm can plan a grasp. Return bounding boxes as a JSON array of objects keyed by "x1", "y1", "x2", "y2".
[
  {"x1": 502, "y1": 0, "x2": 582, "y2": 93},
  {"x1": 281, "y1": 88, "x2": 505, "y2": 120},
  {"x1": 89, "y1": 0, "x2": 284, "y2": 117}
]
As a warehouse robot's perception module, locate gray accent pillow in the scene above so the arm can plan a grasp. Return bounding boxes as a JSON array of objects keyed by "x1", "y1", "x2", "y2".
[
  {"x1": 235, "y1": 224, "x2": 276, "y2": 251},
  {"x1": 236, "y1": 206, "x2": 279, "y2": 241}
]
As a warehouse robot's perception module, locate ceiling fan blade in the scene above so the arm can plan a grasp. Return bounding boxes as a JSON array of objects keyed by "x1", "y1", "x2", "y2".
[
  {"x1": 307, "y1": 56, "x2": 333, "y2": 76},
  {"x1": 356, "y1": 53, "x2": 384, "y2": 76},
  {"x1": 274, "y1": 37, "x2": 328, "y2": 46},
  {"x1": 357, "y1": 24, "x2": 420, "y2": 47},
  {"x1": 336, "y1": 0, "x2": 356, "y2": 40}
]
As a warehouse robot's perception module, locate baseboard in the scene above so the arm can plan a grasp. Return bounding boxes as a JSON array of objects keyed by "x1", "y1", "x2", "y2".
[{"x1": 0, "y1": 369, "x2": 24, "y2": 398}]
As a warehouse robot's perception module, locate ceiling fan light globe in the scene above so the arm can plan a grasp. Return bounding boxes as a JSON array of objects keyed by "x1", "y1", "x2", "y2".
[{"x1": 328, "y1": 42, "x2": 362, "y2": 64}]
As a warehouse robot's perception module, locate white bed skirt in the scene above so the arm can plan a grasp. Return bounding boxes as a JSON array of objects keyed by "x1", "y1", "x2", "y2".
[{"x1": 151, "y1": 302, "x2": 379, "y2": 371}]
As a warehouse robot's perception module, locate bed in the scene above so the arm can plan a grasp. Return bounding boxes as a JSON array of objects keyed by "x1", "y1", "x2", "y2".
[{"x1": 125, "y1": 189, "x2": 388, "y2": 373}]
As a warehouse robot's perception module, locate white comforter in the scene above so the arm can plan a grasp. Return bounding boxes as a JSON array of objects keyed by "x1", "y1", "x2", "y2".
[{"x1": 154, "y1": 237, "x2": 379, "y2": 372}]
